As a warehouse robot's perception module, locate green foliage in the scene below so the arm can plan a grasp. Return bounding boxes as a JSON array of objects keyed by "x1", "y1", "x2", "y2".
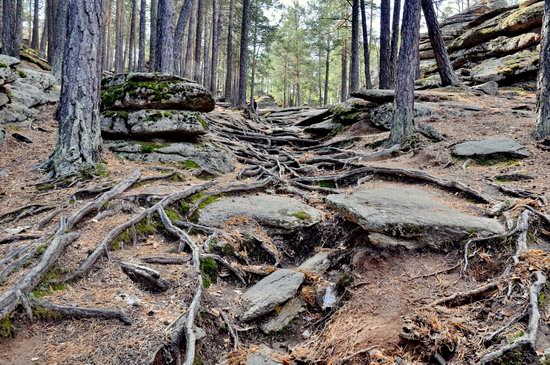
[
  {"x1": 30, "y1": 268, "x2": 66, "y2": 299},
  {"x1": 165, "y1": 208, "x2": 182, "y2": 222},
  {"x1": 293, "y1": 210, "x2": 311, "y2": 220},
  {"x1": 17, "y1": 70, "x2": 27, "y2": 78},
  {"x1": 137, "y1": 141, "x2": 168, "y2": 153},
  {"x1": 200, "y1": 257, "x2": 218, "y2": 288},
  {"x1": 0, "y1": 317, "x2": 16, "y2": 337}
]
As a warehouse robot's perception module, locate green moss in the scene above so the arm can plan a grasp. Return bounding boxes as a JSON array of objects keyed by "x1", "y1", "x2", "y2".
[
  {"x1": 78, "y1": 163, "x2": 109, "y2": 180},
  {"x1": 200, "y1": 257, "x2": 218, "y2": 288},
  {"x1": 165, "y1": 208, "x2": 182, "y2": 222},
  {"x1": 146, "y1": 112, "x2": 164, "y2": 122},
  {"x1": 36, "y1": 244, "x2": 47, "y2": 256},
  {"x1": 101, "y1": 80, "x2": 178, "y2": 108},
  {"x1": 36, "y1": 182, "x2": 55, "y2": 192},
  {"x1": 163, "y1": 111, "x2": 174, "y2": 117},
  {"x1": 193, "y1": 355, "x2": 204, "y2": 365},
  {"x1": 199, "y1": 195, "x2": 218, "y2": 209},
  {"x1": 293, "y1": 210, "x2": 311, "y2": 221},
  {"x1": 32, "y1": 306, "x2": 61, "y2": 320},
  {"x1": 319, "y1": 181, "x2": 336, "y2": 188},
  {"x1": 219, "y1": 243, "x2": 234, "y2": 256},
  {"x1": 1, "y1": 317, "x2": 16, "y2": 337},
  {"x1": 539, "y1": 292, "x2": 547, "y2": 307},
  {"x1": 197, "y1": 115, "x2": 209, "y2": 129},
  {"x1": 112, "y1": 220, "x2": 159, "y2": 250},
  {"x1": 137, "y1": 141, "x2": 168, "y2": 154},
  {"x1": 30, "y1": 268, "x2": 66, "y2": 299},
  {"x1": 179, "y1": 159, "x2": 200, "y2": 170},
  {"x1": 103, "y1": 110, "x2": 129, "y2": 120},
  {"x1": 0, "y1": 62, "x2": 7, "y2": 68},
  {"x1": 17, "y1": 70, "x2": 27, "y2": 78}
]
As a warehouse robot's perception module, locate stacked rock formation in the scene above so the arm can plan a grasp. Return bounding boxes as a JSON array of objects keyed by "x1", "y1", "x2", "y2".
[
  {"x1": 100, "y1": 73, "x2": 235, "y2": 174},
  {"x1": 419, "y1": 0, "x2": 543, "y2": 88}
]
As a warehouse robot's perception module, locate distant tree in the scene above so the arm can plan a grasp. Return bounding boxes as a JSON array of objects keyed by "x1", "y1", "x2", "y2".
[
  {"x1": 128, "y1": 0, "x2": 137, "y2": 71},
  {"x1": 534, "y1": 0, "x2": 550, "y2": 140},
  {"x1": 155, "y1": 0, "x2": 175, "y2": 73},
  {"x1": 421, "y1": 0, "x2": 459, "y2": 86},
  {"x1": 389, "y1": 0, "x2": 400, "y2": 87},
  {"x1": 150, "y1": 0, "x2": 158, "y2": 70},
  {"x1": 1, "y1": 0, "x2": 20, "y2": 57},
  {"x1": 378, "y1": 0, "x2": 391, "y2": 89},
  {"x1": 194, "y1": 0, "x2": 204, "y2": 81},
  {"x1": 137, "y1": 0, "x2": 147, "y2": 71},
  {"x1": 388, "y1": 0, "x2": 421, "y2": 146},
  {"x1": 31, "y1": 0, "x2": 40, "y2": 50},
  {"x1": 341, "y1": 38, "x2": 348, "y2": 101},
  {"x1": 236, "y1": 0, "x2": 251, "y2": 107},
  {"x1": 49, "y1": 0, "x2": 104, "y2": 177},
  {"x1": 115, "y1": 0, "x2": 124, "y2": 72},
  {"x1": 349, "y1": 0, "x2": 360, "y2": 93},
  {"x1": 51, "y1": 0, "x2": 68, "y2": 78},
  {"x1": 360, "y1": 0, "x2": 372, "y2": 89},
  {"x1": 224, "y1": 0, "x2": 235, "y2": 100},
  {"x1": 210, "y1": 0, "x2": 221, "y2": 93},
  {"x1": 173, "y1": 0, "x2": 194, "y2": 75}
]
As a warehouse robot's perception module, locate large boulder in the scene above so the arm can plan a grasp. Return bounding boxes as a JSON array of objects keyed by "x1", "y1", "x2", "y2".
[
  {"x1": 101, "y1": 110, "x2": 208, "y2": 139},
  {"x1": 198, "y1": 194, "x2": 322, "y2": 232},
  {"x1": 105, "y1": 140, "x2": 235, "y2": 174},
  {"x1": 239, "y1": 269, "x2": 305, "y2": 321},
  {"x1": 326, "y1": 187, "x2": 505, "y2": 249},
  {"x1": 101, "y1": 73, "x2": 215, "y2": 112},
  {"x1": 451, "y1": 138, "x2": 530, "y2": 159}
]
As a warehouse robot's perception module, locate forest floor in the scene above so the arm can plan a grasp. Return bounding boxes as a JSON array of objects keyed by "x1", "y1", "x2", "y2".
[{"x1": 0, "y1": 86, "x2": 550, "y2": 365}]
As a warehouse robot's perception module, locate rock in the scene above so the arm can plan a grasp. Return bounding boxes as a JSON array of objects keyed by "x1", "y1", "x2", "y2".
[
  {"x1": 0, "y1": 54, "x2": 20, "y2": 68},
  {"x1": 472, "y1": 81, "x2": 499, "y2": 95},
  {"x1": 12, "y1": 132, "x2": 33, "y2": 143},
  {"x1": 240, "y1": 269, "x2": 305, "y2": 321},
  {"x1": 451, "y1": 138, "x2": 530, "y2": 160},
  {"x1": 260, "y1": 297, "x2": 303, "y2": 333},
  {"x1": 101, "y1": 110, "x2": 208, "y2": 138},
  {"x1": 101, "y1": 73, "x2": 215, "y2": 112},
  {"x1": 106, "y1": 140, "x2": 235, "y2": 174},
  {"x1": 19, "y1": 47, "x2": 51, "y2": 71},
  {"x1": 0, "y1": 66, "x2": 18, "y2": 85},
  {"x1": 368, "y1": 233, "x2": 420, "y2": 250},
  {"x1": 245, "y1": 350, "x2": 282, "y2": 365},
  {"x1": 0, "y1": 93, "x2": 9, "y2": 107},
  {"x1": 299, "y1": 251, "x2": 332, "y2": 274},
  {"x1": 326, "y1": 187, "x2": 505, "y2": 249},
  {"x1": 350, "y1": 89, "x2": 396, "y2": 103},
  {"x1": 198, "y1": 194, "x2": 322, "y2": 232},
  {"x1": 256, "y1": 95, "x2": 279, "y2": 110},
  {"x1": 418, "y1": 123, "x2": 445, "y2": 142},
  {"x1": 303, "y1": 119, "x2": 341, "y2": 135},
  {"x1": 0, "y1": 129, "x2": 5, "y2": 147},
  {"x1": 469, "y1": 49, "x2": 539, "y2": 84}
]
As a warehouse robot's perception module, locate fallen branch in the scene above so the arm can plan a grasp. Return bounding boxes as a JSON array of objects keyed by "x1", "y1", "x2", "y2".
[
  {"x1": 139, "y1": 256, "x2": 190, "y2": 265},
  {"x1": 219, "y1": 309, "x2": 239, "y2": 351},
  {"x1": 426, "y1": 281, "x2": 499, "y2": 308},
  {"x1": 32, "y1": 299, "x2": 132, "y2": 325},
  {"x1": 119, "y1": 261, "x2": 171, "y2": 293}
]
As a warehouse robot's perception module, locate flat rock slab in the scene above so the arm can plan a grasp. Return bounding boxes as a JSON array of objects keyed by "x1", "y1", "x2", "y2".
[
  {"x1": 106, "y1": 140, "x2": 235, "y2": 174},
  {"x1": 198, "y1": 194, "x2": 322, "y2": 231},
  {"x1": 260, "y1": 297, "x2": 303, "y2": 333},
  {"x1": 472, "y1": 81, "x2": 499, "y2": 95},
  {"x1": 240, "y1": 269, "x2": 305, "y2": 321},
  {"x1": 326, "y1": 187, "x2": 504, "y2": 249},
  {"x1": 0, "y1": 55, "x2": 20, "y2": 68},
  {"x1": 303, "y1": 119, "x2": 341, "y2": 135},
  {"x1": 299, "y1": 251, "x2": 332, "y2": 274},
  {"x1": 101, "y1": 110, "x2": 207, "y2": 139},
  {"x1": 245, "y1": 350, "x2": 282, "y2": 365},
  {"x1": 452, "y1": 138, "x2": 529, "y2": 159}
]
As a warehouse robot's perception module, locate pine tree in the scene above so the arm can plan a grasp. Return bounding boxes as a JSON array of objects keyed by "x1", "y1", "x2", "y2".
[
  {"x1": 349, "y1": 0, "x2": 360, "y2": 93},
  {"x1": 360, "y1": 0, "x2": 372, "y2": 89},
  {"x1": 137, "y1": 0, "x2": 147, "y2": 71},
  {"x1": 378, "y1": 0, "x2": 391, "y2": 89},
  {"x1": 155, "y1": 0, "x2": 175, "y2": 73},
  {"x1": 237, "y1": 0, "x2": 251, "y2": 107},
  {"x1": 1, "y1": 0, "x2": 20, "y2": 57},
  {"x1": 534, "y1": 0, "x2": 550, "y2": 140}
]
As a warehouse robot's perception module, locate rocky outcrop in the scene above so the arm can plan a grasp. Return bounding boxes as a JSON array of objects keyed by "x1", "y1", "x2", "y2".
[
  {"x1": 451, "y1": 138, "x2": 530, "y2": 159},
  {"x1": 256, "y1": 94, "x2": 279, "y2": 110},
  {"x1": 326, "y1": 186, "x2": 505, "y2": 249},
  {"x1": 100, "y1": 73, "x2": 235, "y2": 173},
  {"x1": 0, "y1": 54, "x2": 59, "y2": 125},
  {"x1": 419, "y1": 0, "x2": 543, "y2": 87}
]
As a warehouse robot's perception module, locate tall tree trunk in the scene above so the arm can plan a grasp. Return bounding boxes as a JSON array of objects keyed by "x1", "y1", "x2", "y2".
[
  {"x1": 155, "y1": 0, "x2": 175, "y2": 73},
  {"x1": 249, "y1": 0, "x2": 258, "y2": 106},
  {"x1": 184, "y1": 0, "x2": 196, "y2": 77},
  {"x1": 224, "y1": 0, "x2": 235, "y2": 100},
  {"x1": 137, "y1": 0, "x2": 146, "y2": 71},
  {"x1": 210, "y1": 0, "x2": 221, "y2": 94},
  {"x1": 47, "y1": 0, "x2": 55, "y2": 62},
  {"x1": 39, "y1": 10, "x2": 48, "y2": 55},
  {"x1": 114, "y1": 0, "x2": 124, "y2": 72},
  {"x1": 341, "y1": 38, "x2": 348, "y2": 102},
  {"x1": 173, "y1": 0, "x2": 194, "y2": 75},
  {"x1": 193, "y1": 0, "x2": 204, "y2": 81},
  {"x1": 102, "y1": 0, "x2": 113, "y2": 71},
  {"x1": 49, "y1": 0, "x2": 104, "y2": 178},
  {"x1": 236, "y1": 0, "x2": 250, "y2": 107},
  {"x1": 389, "y1": 0, "x2": 401, "y2": 87},
  {"x1": 31, "y1": 0, "x2": 40, "y2": 49},
  {"x1": 323, "y1": 39, "x2": 330, "y2": 105},
  {"x1": 534, "y1": 0, "x2": 550, "y2": 140},
  {"x1": 128, "y1": 0, "x2": 137, "y2": 71},
  {"x1": 379, "y1": 0, "x2": 391, "y2": 89},
  {"x1": 350, "y1": 0, "x2": 360, "y2": 93},
  {"x1": 360, "y1": 0, "x2": 372, "y2": 89},
  {"x1": 283, "y1": 55, "x2": 288, "y2": 108},
  {"x1": 150, "y1": 0, "x2": 158, "y2": 71},
  {"x1": 203, "y1": 9, "x2": 211, "y2": 88},
  {"x1": 421, "y1": 0, "x2": 459, "y2": 86},
  {"x1": 388, "y1": 0, "x2": 421, "y2": 146},
  {"x1": 2, "y1": 0, "x2": 19, "y2": 57},
  {"x1": 51, "y1": 0, "x2": 68, "y2": 78}
]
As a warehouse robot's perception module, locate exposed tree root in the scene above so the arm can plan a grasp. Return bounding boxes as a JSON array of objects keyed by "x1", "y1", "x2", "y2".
[
  {"x1": 139, "y1": 256, "x2": 191, "y2": 265},
  {"x1": 425, "y1": 281, "x2": 500, "y2": 308},
  {"x1": 31, "y1": 299, "x2": 132, "y2": 325},
  {"x1": 119, "y1": 261, "x2": 172, "y2": 293}
]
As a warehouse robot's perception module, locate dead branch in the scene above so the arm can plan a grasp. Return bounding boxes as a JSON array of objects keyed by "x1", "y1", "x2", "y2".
[
  {"x1": 31, "y1": 299, "x2": 132, "y2": 325},
  {"x1": 426, "y1": 281, "x2": 499, "y2": 308},
  {"x1": 478, "y1": 272, "x2": 546, "y2": 364},
  {"x1": 0, "y1": 232, "x2": 79, "y2": 322},
  {"x1": 201, "y1": 253, "x2": 246, "y2": 285},
  {"x1": 139, "y1": 256, "x2": 191, "y2": 265},
  {"x1": 119, "y1": 261, "x2": 171, "y2": 293},
  {"x1": 219, "y1": 309, "x2": 239, "y2": 351},
  {"x1": 0, "y1": 233, "x2": 41, "y2": 245}
]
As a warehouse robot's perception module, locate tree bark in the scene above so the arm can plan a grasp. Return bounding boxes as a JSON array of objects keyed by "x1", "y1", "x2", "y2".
[
  {"x1": 534, "y1": 0, "x2": 550, "y2": 140},
  {"x1": 249, "y1": 0, "x2": 258, "y2": 106},
  {"x1": 224, "y1": 0, "x2": 235, "y2": 100},
  {"x1": 49, "y1": 0, "x2": 104, "y2": 178},
  {"x1": 31, "y1": 0, "x2": 40, "y2": 50},
  {"x1": 360, "y1": 0, "x2": 372, "y2": 89},
  {"x1": 389, "y1": 0, "x2": 401, "y2": 88},
  {"x1": 173, "y1": 0, "x2": 194, "y2": 75},
  {"x1": 128, "y1": 0, "x2": 137, "y2": 71},
  {"x1": 388, "y1": 0, "x2": 421, "y2": 146},
  {"x1": 115, "y1": 0, "x2": 124, "y2": 72},
  {"x1": 350, "y1": 0, "x2": 360, "y2": 93},
  {"x1": 324, "y1": 38, "x2": 330, "y2": 105},
  {"x1": 2, "y1": 0, "x2": 19, "y2": 57},
  {"x1": 51, "y1": 0, "x2": 68, "y2": 78},
  {"x1": 210, "y1": 0, "x2": 221, "y2": 94},
  {"x1": 203, "y1": 8, "x2": 211, "y2": 88},
  {"x1": 341, "y1": 38, "x2": 348, "y2": 102},
  {"x1": 184, "y1": 0, "x2": 196, "y2": 77},
  {"x1": 379, "y1": 0, "x2": 391, "y2": 89},
  {"x1": 155, "y1": 0, "x2": 175, "y2": 73},
  {"x1": 137, "y1": 0, "x2": 146, "y2": 71},
  {"x1": 421, "y1": 0, "x2": 460, "y2": 86},
  {"x1": 150, "y1": 0, "x2": 158, "y2": 71},
  {"x1": 193, "y1": 0, "x2": 204, "y2": 82},
  {"x1": 47, "y1": 0, "x2": 55, "y2": 62},
  {"x1": 39, "y1": 9, "x2": 48, "y2": 55},
  {"x1": 236, "y1": 0, "x2": 250, "y2": 107}
]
